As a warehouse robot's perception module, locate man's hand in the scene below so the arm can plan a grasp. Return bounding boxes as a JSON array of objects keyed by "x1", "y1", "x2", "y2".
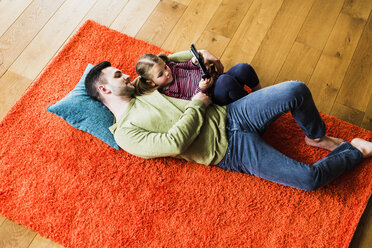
[
  {"x1": 199, "y1": 77, "x2": 215, "y2": 91},
  {"x1": 198, "y1": 50, "x2": 224, "y2": 75},
  {"x1": 192, "y1": 92, "x2": 212, "y2": 107}
]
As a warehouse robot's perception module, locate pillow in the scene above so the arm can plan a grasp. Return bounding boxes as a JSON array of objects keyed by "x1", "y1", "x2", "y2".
[{"x1": 47, "y1": 64, "x2": 120, "y2": 150}]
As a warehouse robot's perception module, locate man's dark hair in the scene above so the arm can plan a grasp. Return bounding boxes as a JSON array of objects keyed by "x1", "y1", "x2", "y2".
[{"x1": 85, "y1": 61, "x2": 111, "y2": 101}]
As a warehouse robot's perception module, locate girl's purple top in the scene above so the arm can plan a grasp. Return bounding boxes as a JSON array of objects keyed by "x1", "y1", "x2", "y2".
[{"x1": 159, "y1": 60, "x2": 212, "y2": 100}]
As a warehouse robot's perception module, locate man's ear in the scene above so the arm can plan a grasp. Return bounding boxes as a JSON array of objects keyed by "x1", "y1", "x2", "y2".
[{"x1": 98, "y1": 84, "x2": 111, "y2": 94}]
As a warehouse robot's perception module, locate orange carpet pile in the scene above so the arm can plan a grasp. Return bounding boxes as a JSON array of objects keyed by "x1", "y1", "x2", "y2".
[{"x1": 0, "y1": 20, "x2": 371, "y2": 248}]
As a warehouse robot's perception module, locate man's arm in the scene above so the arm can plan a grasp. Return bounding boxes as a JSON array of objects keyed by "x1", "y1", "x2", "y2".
[{"x1": 115, "y1": 93, "x2": 212, "y2": 159}]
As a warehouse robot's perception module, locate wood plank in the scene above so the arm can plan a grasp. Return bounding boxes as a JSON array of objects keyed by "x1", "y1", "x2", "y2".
[
  {"x1": 275, "y1": 0, "x2": 344, "y2": 84},
  {"x1": 250, "y1": 0, "x2": 315, "y2": 87},
  {"x1": 0, "y1": 218, "x2": 36, "y2": 248},
  {"x1": 0, "y1": 71, "x2": 32, "y2": 121},
  {"x1": 296, "y1": 0, "x2": 345, "y2": 51},
  {"x1": 136, "y1": 0, "x2": 187, "y2": 48},
  {"x1": 361, "y1": 94, "x2": 372, "y2": 131},
  {"x1": 110, "y1": 0, "x2": 160, "y2": 37},
  {"x1": 8, "y1": 0, "x2": 96, "y2": 81},
  {"x1": 307, "y1": 0, "x2": 371, "y2": 114},
  {"x1": 162, "y1": 0, "x2": 222, "y2": 52},
  {"x1": 275, "y1": 42, "x2": 320, "y2": 84},
  {"x1": 330, "y1": 103, "x2": 365, "y2": 127},
  {"x1": 342, "y1": 0, "x2": 372, "y2": 20},
  {"x1": 0, "y1": 0, "x2": 33, "y2": 37},
  {"x1": 78, "y1": 0, "x2": 130, "y2": 27},
  {"x1": 195, "y1": 30, "x2": 230, "y2": 59},
  {"x1": 0, "y1": 216, "x2": 6, "y2": 226},
  {"x1": 53, "y1": 0, "x2": 131, "y2": 59},
  {"x1": 220, "y1": 0, "x2": 284, "y2": 71},
  {"x1": 0, "y1": 0, "x2": 65, "y2": 77},
  {"x1": 173, "y1": 0, "x2": 191, "y2": 5},
  {"x1": 28, "y1": 235, "x2": 64, "y2": 248},
  {"x1": 205, "y1": 0, "x2": 253, "y2": 39},
  {"x1": 335, "y1": 11, "x2": 372, "y2": 112}
]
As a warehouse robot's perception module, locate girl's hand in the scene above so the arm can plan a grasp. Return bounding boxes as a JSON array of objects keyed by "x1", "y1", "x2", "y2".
[
  {"x1": 199, "y1": 77, "x2": 215, "y2": 91},
  {"x1": 191, "y1": 57, "x2": 198, "y2": 65}
]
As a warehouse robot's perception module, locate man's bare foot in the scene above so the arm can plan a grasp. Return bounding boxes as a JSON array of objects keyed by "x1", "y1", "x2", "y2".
[
  {"x1": 351, "y1": 138, "x2": 372, "y2": 158},
  {"x1": 305, "y1": 136, "x2": 344, "y2": 151}
]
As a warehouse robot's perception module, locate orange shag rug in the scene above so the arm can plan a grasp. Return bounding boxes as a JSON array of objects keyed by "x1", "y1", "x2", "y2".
[{"x1": 0, "y1": 20, "x2": 371, "y2": 248}]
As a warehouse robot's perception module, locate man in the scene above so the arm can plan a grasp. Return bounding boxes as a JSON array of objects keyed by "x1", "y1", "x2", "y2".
[{"x1": 85, "y1": 50, "x2": 372, "y2": 191}]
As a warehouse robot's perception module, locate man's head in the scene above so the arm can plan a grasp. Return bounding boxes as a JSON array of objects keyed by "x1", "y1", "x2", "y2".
[{"x1": 85, "y1": 61, "x2": 135, "y2": 103}]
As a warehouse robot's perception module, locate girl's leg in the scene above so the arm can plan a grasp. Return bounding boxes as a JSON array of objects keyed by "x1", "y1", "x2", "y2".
[
  {"x1": 213, "y1": 74, "x2": 248, "y2": 105},
  {"x1": 226, "y1": 81, "x2": 326, "y2": 138},
  {"x1": 226, "y1": 63, "x2": 259, "y2": 88},
  {"x1": 213, "y1": 63, "x2": 260, "y2": 105}
]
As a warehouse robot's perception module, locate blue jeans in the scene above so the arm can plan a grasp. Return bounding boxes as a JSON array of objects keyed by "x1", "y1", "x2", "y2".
[
  {"x1": 216, "y1": 81, "x2": 363, "y2": 191},
  {"x1": 213, "y1": 63, "x2": 259, "y2": 105}
]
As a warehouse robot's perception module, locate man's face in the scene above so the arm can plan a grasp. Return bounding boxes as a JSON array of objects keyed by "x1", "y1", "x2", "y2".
[{"x1": 101, "y1": 67, "x2": 135, "y2": 97}]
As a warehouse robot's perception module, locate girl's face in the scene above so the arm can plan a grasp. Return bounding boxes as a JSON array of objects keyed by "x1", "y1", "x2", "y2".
[{"x1": 148, "y1": 60, "x2": 173, "y2": 87}]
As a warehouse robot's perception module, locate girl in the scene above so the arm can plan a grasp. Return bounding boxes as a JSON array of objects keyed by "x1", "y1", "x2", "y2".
[{"x1": 134, "y1": 52, "x2": 261, "y2": 105}]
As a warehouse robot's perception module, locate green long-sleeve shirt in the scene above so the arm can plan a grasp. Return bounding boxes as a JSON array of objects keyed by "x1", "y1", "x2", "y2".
[
  {"x1": 109, "y1": 50, "x2": 228, "y2": 165},
  {"x1": 109, "y1": 91, "x2": 228, "y2": 165}
]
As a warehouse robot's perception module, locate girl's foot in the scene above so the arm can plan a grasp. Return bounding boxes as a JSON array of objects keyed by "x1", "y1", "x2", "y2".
[
  {"x1": 351, "y1": 138, "x2": 372, "y2": 158},
  {"x1": 305, "y1": 136, "x2": 344, "y2": 151}
]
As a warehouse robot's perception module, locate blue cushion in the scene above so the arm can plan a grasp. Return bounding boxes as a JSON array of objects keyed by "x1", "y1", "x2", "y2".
[{"x1": 47, "y1": 64, "x2": 120, "y2": 150}]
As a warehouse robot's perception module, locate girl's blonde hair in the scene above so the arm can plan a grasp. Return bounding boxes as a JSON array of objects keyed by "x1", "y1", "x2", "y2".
[{"x1": 134, "y1": 53, "x2": 169, "y2": 95}]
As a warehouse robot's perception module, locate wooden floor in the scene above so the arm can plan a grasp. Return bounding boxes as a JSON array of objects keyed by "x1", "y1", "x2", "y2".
[{"x1": 0, "y1": 0, "x2": 371, "y2": 247}]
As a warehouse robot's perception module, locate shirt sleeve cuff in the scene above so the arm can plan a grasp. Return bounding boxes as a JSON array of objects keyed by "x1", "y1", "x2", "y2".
[{"x1": 188, "y1": 98, "x2": 207, "y2": 111}]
